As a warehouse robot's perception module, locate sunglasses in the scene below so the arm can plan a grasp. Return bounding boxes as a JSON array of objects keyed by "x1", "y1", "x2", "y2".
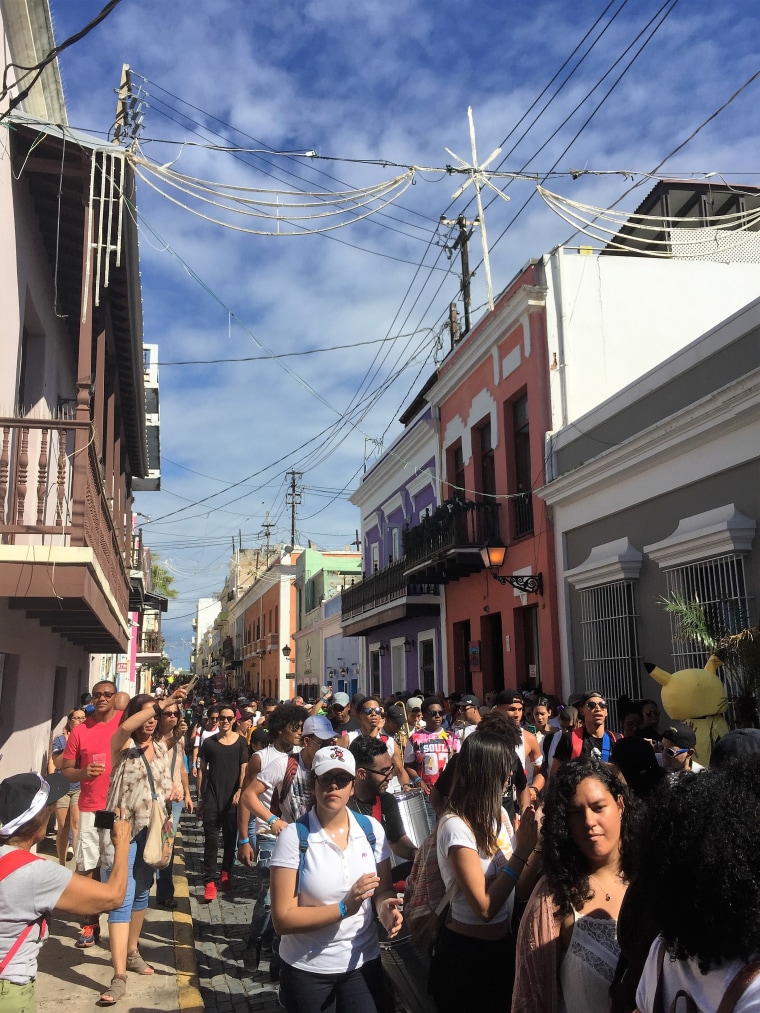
[
  {"x1": 218, "y1": 715, "x2": 235, "y2": 722},
  {"x1": 585, "y1": 701, "x2": 607, "y2": 710},
  {"x1": 663, "y1": 746, "x2": 689, "y2": 757},
  {"x1": 316, "y1": 773, "x2": 354, "y2": 789},
  {"x1": 427, "y1": 710, "x2": 445, "y2": 717},
  {"x1": 364, "y1": 766, "x2": 394, "y2": 780},
  {"x1": 362, "y1": 707, "x2": 384, "y2": 716},
  {"x1": 92, "y1": 691, "x2": 115, "y2": 699},
  {"x1": 162, "y1": 711, "x2": 180, "y2": 718}
]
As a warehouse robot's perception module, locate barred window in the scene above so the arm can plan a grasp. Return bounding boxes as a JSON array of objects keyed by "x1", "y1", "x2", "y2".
[
  {"x1": 664, "y1": 553, "x2": 751, "y2": 698},
  {"x1": 579, "y1": 581, "x2": 641, "y2": 703}
]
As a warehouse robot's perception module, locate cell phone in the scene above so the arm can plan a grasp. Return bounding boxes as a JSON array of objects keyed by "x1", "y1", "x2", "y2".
[
  {"x1": 94, "y1": 809, "x2": 116, "y2": 830},
  {"x1": 184, "y1": 674, "x2": 199, "y2": 693}
]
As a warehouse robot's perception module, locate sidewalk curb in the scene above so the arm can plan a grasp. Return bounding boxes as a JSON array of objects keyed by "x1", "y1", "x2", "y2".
[{"x1": 171, "y1": 830, "x2": 205, "y2": 1013}]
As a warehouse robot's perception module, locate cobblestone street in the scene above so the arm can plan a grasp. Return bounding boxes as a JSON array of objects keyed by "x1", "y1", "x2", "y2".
[{"x1": 182, "y1": 814, "x2": 283, "y2": 1013}]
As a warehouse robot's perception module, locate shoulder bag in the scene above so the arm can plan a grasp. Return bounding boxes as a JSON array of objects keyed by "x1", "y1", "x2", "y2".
[{"x1": 139, "y1": 747, "x2": 174, "y2": 870}]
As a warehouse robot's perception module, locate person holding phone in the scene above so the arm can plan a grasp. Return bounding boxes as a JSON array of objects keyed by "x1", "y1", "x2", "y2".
[
  {"x1": 98, "y1": 689, "x2": 185, "y2": 1005},
  {"x1": 60, "y1": 681, "x2": 125, "y2": 949}
]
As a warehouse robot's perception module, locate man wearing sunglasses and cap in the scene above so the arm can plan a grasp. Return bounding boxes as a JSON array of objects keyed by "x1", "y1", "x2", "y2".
[
  {"x1": 660, "y1": 722, "x2": 705, "y2": 781},
  {"x1": 0, "y1": 772, "x2": 131, "y2": 1009},
  {"x1": 551, "y1": 690, "x2": 618, "y2": 773}
]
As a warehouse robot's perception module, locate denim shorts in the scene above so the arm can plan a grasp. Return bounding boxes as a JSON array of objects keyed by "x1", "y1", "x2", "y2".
[{"x1": 103, "y1": 827, "x2": 154, "y2": 922}]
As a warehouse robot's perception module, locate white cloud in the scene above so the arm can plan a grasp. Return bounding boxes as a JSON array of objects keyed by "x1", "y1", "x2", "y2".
[{"x1": 48, "y1": 0, "x2": 760, "y2": 662}]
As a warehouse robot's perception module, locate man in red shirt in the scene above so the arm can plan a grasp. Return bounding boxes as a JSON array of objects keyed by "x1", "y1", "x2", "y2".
[{"x1": 61, "y1": 680, "x2": 123, "y2": 948}]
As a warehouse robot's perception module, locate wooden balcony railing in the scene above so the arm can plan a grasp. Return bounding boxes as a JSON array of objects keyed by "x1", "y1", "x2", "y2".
[
  {"x1": 0, "y1": 416, "x2": 130, "y2": 618},
  {"x1": 139, "y1": 631, "x2": 163, "y2": 654}
]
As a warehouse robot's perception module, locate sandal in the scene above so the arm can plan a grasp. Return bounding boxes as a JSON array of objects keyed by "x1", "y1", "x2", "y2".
[
  {"x1": 126, "y1": 950, "x2": 155, "y2": 974},
  {"x1": 98, "y1": 974, "x2": 127, "y2": 1005}
]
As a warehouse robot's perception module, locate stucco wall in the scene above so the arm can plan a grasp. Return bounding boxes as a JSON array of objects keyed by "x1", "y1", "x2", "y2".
[
  {"x1": 545, "y1": 251, "x2": 760, "y2": 432},
  {"x1": 0, "y1": 601, "x2": 91, "y2": 777}
]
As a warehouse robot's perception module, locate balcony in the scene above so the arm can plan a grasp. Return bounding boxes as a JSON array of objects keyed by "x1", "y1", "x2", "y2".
[
  {"x1": 402, "y1": 499, "x2": 501, "y2": 584},
  {"x1": 266, "y1": 632, "x2": 279, "y2": 652},
  {"x1": 222, "y1": 636, "x2": 235, "y2": 661},
  {"x1": 137, "y1": 631, "x2": 163, "y2": 659},
  {"x1": 0, "y1": 416, "x2": 131, "y2": 651},
  {"x1": 341, "y1": 557, "x2": 440, "y2": 637}
]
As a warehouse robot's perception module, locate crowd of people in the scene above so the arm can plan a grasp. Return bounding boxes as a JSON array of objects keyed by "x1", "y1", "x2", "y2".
[{"x1": 0, "y1": 678, "x2": 759, "y2": 1013}]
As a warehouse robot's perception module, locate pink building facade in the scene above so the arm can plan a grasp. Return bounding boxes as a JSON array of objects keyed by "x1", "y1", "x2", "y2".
[{"x1": 431, "y1": 263, "x2": 561, "y2": 698}]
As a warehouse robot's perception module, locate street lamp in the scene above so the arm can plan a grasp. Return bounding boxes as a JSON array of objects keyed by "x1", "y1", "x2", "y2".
[
  {"x1": 282, "y1": 645, "x2": 291, "y2": 659},
  {"x1": 480, "y1": 540, "x2": 543, "y2": 595}
]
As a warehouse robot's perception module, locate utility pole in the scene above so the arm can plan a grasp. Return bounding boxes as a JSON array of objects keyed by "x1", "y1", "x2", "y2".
[
  {"x1": 285, "y1": 471, "x2": 302, "y2": 549},
  {"x1": 112, "y1": 64, "x2": 130, "y2": 146},
  {"x1": 441, "y1": 213, "x2": 476, "y2": 335},
  {"x1": 260, "y1": 513, "x2": 274, "y2": 568},
  {"x1": 448, "y1": 302, "x2": 460, "y2": 348}
]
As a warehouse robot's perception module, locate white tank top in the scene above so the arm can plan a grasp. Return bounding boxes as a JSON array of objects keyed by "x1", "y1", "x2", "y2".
[{"x1": 560, "y1": 910, "x2": 619, "y2": 1013}]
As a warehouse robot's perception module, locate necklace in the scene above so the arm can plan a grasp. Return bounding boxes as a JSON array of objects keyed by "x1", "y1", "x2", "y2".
[{"x1": 590, "y1": 873, "x2": 619, "y2": 902}]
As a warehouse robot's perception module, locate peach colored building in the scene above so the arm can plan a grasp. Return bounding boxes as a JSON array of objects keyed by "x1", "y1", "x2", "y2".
[{"x1": 239, "y1": 551, "x2": 300, "y2": 702}]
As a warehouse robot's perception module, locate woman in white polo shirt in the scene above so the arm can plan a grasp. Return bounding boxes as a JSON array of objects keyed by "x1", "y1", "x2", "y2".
[{"x1": 270, "y1": 745, "x2": 402, "y2": 1013}]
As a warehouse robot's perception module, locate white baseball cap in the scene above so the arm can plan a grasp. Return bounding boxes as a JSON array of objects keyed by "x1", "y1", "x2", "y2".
[
  {"x1": 302, "y1": 714, "x2": 337, "y2": 741},
  {"x1": 312, "y1": 745, "x2": 356, "y2": 779}
]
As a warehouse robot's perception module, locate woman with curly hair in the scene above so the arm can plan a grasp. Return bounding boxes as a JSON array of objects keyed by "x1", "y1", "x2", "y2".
[
  {"x1": 634, "y1": 757, "x2": 760, "y2": 1011},
  {"x1": 512, "y1": 759, "x2": 638, "y2": 1013},
  {"x1": 429, "y1": 731, "x2": 538, "y2": 1012}
]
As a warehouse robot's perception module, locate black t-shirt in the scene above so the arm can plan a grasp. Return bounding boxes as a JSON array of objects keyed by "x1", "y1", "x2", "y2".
[
  {"x1": 553, "y1": 727, "x2": 616, "y2": 765},
  {"x1": 199, "y1": 734, "x2": 249, "y2": 811},
  {"x1": 348, "y1": 791, "x2": 406, "y2": 844}
]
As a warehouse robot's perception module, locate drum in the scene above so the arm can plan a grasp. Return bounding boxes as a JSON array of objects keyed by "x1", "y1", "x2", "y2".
[{"x1": 392, "y1": 788, "x2": 435, "y2": 847}]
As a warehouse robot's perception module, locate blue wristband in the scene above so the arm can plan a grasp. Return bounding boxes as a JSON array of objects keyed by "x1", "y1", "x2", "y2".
[
  {"x1": 267, "y1": 814, "x2": 278, "y2": 826},
  {"x1": 502, "y1": 864, "x2": 520, "y2": 882},
  {"x1": 338, "y1": 901, "x2": 348, "y2": 918},
  {"x1": 412, "y1": 777, "x2": 421, "y2": 785},
  {"x1": 238, "y1": 838, "x2": 250, "y2": 845}
]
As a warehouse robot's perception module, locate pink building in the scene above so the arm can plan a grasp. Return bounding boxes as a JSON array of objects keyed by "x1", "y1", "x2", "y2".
[{"x1": 430, "y1": 263, "x2": 561, "y2": 698}]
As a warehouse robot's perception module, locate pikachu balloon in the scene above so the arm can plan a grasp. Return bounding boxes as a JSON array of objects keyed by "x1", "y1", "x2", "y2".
[{"x1": 644, "y1": 654, "x2": 729, "y2": 766}]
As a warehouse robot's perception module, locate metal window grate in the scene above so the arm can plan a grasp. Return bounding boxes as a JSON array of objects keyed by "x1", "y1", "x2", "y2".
[
  {"x1": 579, "y1": 581, "x2": 641, "y2": 704},
  {"x1": 664, "y1": 554, "x2": 751, "y2": 698}
]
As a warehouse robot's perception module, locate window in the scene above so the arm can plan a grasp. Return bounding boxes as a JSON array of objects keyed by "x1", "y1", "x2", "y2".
[
  {"x1": 476, "y1": 419, "x2": 496, "y2": 500},
  {"x1": 579, "y1": 581, "x2": 641, "y2": 702},
  {"x1": 418, "y1": 634, "x2": 436, "y2": 695},
  {"x1": 512, "y1": 393, "x2": 533, "y2": 538},
  {"x1": 370, "y1": 543, "x2": 380, "y2": 574},
  {"x1": 664, "y1": 554, "x2": 750, "y2": 699},
  {"x1": 369, "y1": 649, "x2": 381, "y2": 697},
  {"x1": 391, "y1": 641, "x2": 406, "y2": 694},
  {"x1": 645, "y1": 506, "x2": 755, "y2": 699},
  {"x1": 448, "y1": 442, "x2": 465, "y2": 501},
  {"x1": 390, "y1": 527, "x2": 401, "y2": 563}
]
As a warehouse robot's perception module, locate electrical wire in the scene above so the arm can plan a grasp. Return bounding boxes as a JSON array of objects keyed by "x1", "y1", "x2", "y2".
[{"x1": 0, "y1": 0, "x2": 124, "y2": 121}]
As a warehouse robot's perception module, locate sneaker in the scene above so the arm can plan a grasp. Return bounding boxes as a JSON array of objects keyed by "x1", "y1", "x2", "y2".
[
  {"x1": 220, "y1": 871, "x2": 231, "y2": 892},
  {"x1": 203, "y1": 882, "x2": 217, "y2": 902},
  {"x1": 75, "y1": 923, "x2": 99, "y2": 948}
]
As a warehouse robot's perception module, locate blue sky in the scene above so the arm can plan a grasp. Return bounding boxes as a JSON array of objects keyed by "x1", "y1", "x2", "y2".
[{"x1": 50, "y1": 0, "x2": 760, "y2": 666}]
